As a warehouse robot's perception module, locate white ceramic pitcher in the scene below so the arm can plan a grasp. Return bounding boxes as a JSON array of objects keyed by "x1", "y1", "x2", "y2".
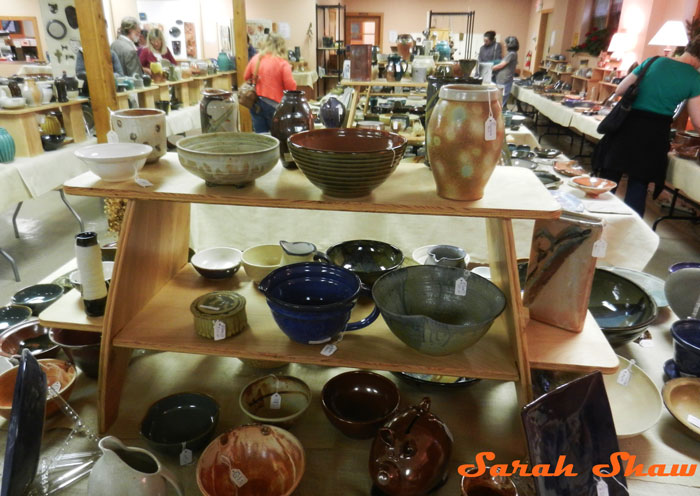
[{"x1": 88, "y1": 436, "x2": 183, "y2": 496}]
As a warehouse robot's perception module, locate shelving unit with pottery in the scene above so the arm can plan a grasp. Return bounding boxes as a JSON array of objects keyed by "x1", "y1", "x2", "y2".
[
  {"x1": 0, "y1": 99, "x2": 88, "y2": 157},
  {"x1": 539, "y1": 57, "x2": 573, "y2": 85},
  {"x1": 40, "y1": 153, "x2": 619, "y2": 433},
  {"x1": 114, "y1": 86, "x2": 160, "y2": 111},
  {"x1": 340, "y1": 79, "x2": 428, "y2": 128},
  {"x1": 587, "y1": 68, "x2": 619, "y2": 103}
]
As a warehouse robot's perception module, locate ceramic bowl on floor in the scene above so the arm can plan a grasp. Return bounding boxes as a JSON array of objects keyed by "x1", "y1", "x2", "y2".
[
  {"x1": 11, "y1": 284, "x2": 64, "y2": 315},
  {"x1": 191, "y1": 247, "x2": 242, "y2": 279},
  {"x1": 242, "y1": 244, "x2": 284, "y2": 285},
  {"x1": 602, "y1": 356, "x2": 662, "y2": 438},
  {"x1": 176, "y1": 132, "x2": 279, "y2": 187},
  {"x1": 288, "y1": 128, "x2": 406, "y2": 198},
  {"x1": 323, "y1": 240, "x2": 404, "y2": 287},
  {"x1": 0, "y1": 321, "x2": 60, "y2": 360},
  {"x1": 321, "y1": 371, "x2": 400, "y2": 439},
  {"x1": 662, "y1": 377, "x2": 700, "y2": 440},
  {"x1": 0, "y1": 359, "x2": 76, "y2": 419},
  {"x1": 48, "y1": 328, "x2": 101, "y2": 379},
  {"x1": 140, "y1": 392, "x2": 220, "y2": 455},
  {"x1": 0, "y1": 305, "x2": 32, "y2": 332},
  {"x1": 68, "y1": 261, "x2": 114, "y2": 293},
  {"x1": 74, "y1": 143, "x2": 152, "y2": 182},
  {"x1": 589, "y1": 269, "x2": 658, "y2": 346},
  {"x1": 670, "y1": 319, "x2": 700, "y2": 377},
  {"x1": 239, "y1": 375, "x2": 311, "y2": 428},
  {"x1": 411, "y1": 245, "x2": 470, "y2": 267},
  {"x1": 570, "y1": 176, "x2": 617, "y2": 197},
  {"x1": 372, "y1": 266, "x2": 506, "y2": 356},
  {"x1": 196, "y1": 424, "x2": 305, "y2": 496}
]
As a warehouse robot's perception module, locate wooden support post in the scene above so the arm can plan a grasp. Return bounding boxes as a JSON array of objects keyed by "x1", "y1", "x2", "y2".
[
  {"x1": 75, "y1": 0, "x2": 118, "y2": 143},
  {"x1": 233, "y1": 0, "x2": 252, "y2": 132},
  {"x1": 62, "y1": 103, "x2": 88, "y2": 142}
]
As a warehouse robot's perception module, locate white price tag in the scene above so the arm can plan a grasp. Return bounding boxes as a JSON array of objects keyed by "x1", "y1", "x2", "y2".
[
  {"x1": 213, "y1": 320, "x2": 226, "y2": 341},
  {"x1": 596, "y1": 479, "x2": 609, "y2": 496},
  {"x1": 638, "y1": 338, "x2": 654, "y2": 348},
  {"x1": 179, "y1": 448, "x2": 193, "y2": 466},
  {"x1": 454, "y1": 277, "x2": 467, "y2": 296},
  {"x1": 616, "y1": 368, "x2": 631, "y2": 387},
  {"x1": 484, "y1": 116, "x2": 498, "y2": 141},
  {"x1": 320, "y1": 344, "x2": 338, "y2": 356},
  {"x1": 688, "y1": 414, "x2": 700, "y2": 429},
  {"x1": 48, "y1": 382, "x2": 61, "y2": 397},
  {"x1": 135, "y1": 177, "x2": 153, "y2": 188},
  {"x1": 230, "y1": 469, "x2": 248, "y2": 488},
  {"x1": 270, "y1": 392, "x2": 282, "y2": 410},
  {"x1": 592, "y1": 239, "x2": 607, "y2": 258},
  {"x1": 106, "y1": 130, "x2": 119, "y2": 143}
]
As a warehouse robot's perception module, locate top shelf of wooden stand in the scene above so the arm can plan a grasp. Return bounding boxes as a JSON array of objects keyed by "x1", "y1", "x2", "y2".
[
  {"x1": 0, "y1": 98, "x2": 88, "y2": 116},
  {"x1": 341, "y1": 79, "x2": 428, "y2": 88},
  {"x1": 63, "y1": 155, "x2": 561, "y2": 220}
]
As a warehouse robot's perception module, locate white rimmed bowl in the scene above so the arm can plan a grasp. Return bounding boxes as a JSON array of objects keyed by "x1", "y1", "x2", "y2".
[
  {"x1": 191, "y1": 247, "x2": 243, "y2": 279},
  {"x1": 74, "y1": 143, "x2": 152, "y2": 182}
]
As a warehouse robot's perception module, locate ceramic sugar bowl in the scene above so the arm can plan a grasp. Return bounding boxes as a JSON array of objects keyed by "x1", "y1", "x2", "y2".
[{"x1": 369, "y1": 397, "x2": 453, "y2": 495}]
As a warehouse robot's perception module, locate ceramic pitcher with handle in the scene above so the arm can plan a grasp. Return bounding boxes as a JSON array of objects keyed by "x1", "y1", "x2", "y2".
[{"x1": 88, "y1": 436, "x2": 183, "y2": 496}]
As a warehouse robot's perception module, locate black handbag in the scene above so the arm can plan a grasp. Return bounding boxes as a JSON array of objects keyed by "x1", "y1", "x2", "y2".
[{"x1": 597, "y1": 56, "x2": 660, "y2": 135}]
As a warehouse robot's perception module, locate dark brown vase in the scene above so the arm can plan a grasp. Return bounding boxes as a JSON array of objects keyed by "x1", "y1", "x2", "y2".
[
  {"x1": 369, "y1": 397, "x2": 453, "y2": 496},
  {"x1": 271, "y1": 90, "x2": 314, "y2": 169},
  {"x1": 349, "y1": 44, "x2": 372, "y2": 81}
]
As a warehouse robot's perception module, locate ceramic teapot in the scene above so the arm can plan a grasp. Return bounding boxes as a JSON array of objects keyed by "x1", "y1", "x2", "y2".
[
  {"x1": 88, "y1": 436, "x2": 183, "y2": 496},
  {"x1": 386, "y1": 54, "x2": 407, "y2": 82},
  {"x1": 369, "y1": 397, "x2": 453, "y2": 495}
]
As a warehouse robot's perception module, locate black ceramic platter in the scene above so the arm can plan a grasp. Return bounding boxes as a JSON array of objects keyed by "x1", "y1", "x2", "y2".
[
  {"x1": 392, "y1": 372, "x2": 480, "y2": 388},
  {"x1": 46, "y1": 19, "x2": 67, "y2": 40}
]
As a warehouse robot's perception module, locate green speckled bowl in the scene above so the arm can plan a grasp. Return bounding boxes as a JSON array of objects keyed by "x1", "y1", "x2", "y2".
[{"x1": 176, "y1": 132, "x2": 279, "y2": 187}]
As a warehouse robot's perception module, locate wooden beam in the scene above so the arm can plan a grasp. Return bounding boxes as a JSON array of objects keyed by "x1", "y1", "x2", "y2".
[
  {"x1": 233, "y1": 0, "x2": 252, "y2": 132},
  {"x1": 76, "y1": 0, "x2": 118, "y2": 142}
]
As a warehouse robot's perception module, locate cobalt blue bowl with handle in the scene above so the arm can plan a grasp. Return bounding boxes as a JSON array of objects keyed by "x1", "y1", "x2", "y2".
[
  {"x1": 670, "y1": 319, "x2": 700, "y2": 376},
  {"x1": 258, "y1": 262, "x2": 379, "y2": 344}
]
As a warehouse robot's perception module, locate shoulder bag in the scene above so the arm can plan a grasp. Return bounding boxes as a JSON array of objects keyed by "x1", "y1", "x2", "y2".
[
  {"x1": 597, "y1": 56, "x2": 660, "y2": 135},
  {"x1": 238, "y1": 55, "x2": 262, "y2": 109}
]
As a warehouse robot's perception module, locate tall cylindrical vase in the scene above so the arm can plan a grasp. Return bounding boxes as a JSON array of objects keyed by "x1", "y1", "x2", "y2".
[
  {"x1": 0, "y1": 128, "x2": 16, "y2": 163},
  {"x1": 271, "y1": 90, "x2": 314, "y2": 169},
  {"x1": 426, "y1": 84, "x2": 505, "y2": 201},
  {"x1": 75, "y1": 232, "x2": 107, "y2": 317}
]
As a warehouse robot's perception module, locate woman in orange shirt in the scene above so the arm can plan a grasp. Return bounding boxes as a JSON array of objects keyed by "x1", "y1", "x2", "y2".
[{"x1": 243, "y1": 34, "x2": 297, "y2": 132}]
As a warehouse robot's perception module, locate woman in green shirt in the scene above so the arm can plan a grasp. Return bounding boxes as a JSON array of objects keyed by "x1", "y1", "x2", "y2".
[{"x1": 593, "y1": 35, "x2": 700, "y2": 216}]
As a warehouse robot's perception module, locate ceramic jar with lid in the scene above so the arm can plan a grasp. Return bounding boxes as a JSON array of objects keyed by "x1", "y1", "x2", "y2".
[
  {"x1": 426, "y1": 84, "x2": 504, "y2": 200},
  {"x1": 370, "y1": 397, "x2": 453, "y2": 495},
  {"x1": 396, "y1": 34, "x2": 415, "y2": 61},
  {"x1": 271, "y1": 90, "x2": 314, "y2": 169},
  {"x1": 199, "y1": 88, "x2": 236, "y2": 134}
]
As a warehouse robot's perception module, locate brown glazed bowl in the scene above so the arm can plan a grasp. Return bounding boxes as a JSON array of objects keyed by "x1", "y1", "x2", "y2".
[
  {"x1": 239, "y1": 375, "x2": 311, "y2": 428},
  {"x1": 196, "y1": 424, "x2": 305, "y2": 496},
  {"x1": 321, "y1": 371, "x2": 400, "y2": 439},
  {"x1": 0, "y1": 321, "x2": 60, "y2": 360},
  {"x1": 461, "y1": 467, "x2": 518, "y2": 495},
  {"x1": 48, "y1": 328, "x2": 101, "y2": 379}
]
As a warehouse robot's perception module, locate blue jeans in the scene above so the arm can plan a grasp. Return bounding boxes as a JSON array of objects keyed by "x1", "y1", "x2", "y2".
[
  {"x1": 501, "y1": 80, "x2": 513, "y2": 107},
  {"x1": 251, "y1": 97, "x2": 277, "y2": 133}
]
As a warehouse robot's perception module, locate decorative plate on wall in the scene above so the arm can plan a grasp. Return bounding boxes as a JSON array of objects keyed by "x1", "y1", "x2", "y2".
[
  {"x1": 65, "y1": 6, "x2": 79, "y2": 30},
  {"x1": 46, "y1": 19, "x2": 67, "y2": 40},
  {"x1": 169, "y1": 26, "x2": 181, "y2": 38}
]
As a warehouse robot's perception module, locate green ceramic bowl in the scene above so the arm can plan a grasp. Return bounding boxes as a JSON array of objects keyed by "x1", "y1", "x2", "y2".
[
  {"x1": 0, "y1": 305, "x2": 32, "y2": 332},
  {"x1": 324, "y1": 240, "x2": 404, "y2": 286}
]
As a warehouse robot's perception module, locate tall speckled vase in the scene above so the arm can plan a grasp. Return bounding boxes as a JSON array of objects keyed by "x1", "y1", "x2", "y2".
[
  {"x1": 271, "y1": 90, "x2": 314, "y2": 169},
  {"x1": 0, "y1": 128, "x2": 16, "y2": 163},
  {"x1": 426, "y1": 84, "x2": 504, "y2": 201}
]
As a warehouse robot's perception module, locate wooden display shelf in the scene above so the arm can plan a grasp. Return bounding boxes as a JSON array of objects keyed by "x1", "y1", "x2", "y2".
[
  {"x1": 571, "y1": 75, "x2": 591, "y2": 81},
  {"x1": 341, "y1": 78, "x2": 428, "y2": 88},
  {"x1": 39, "y1": 289, "x2": 103, "y2": 333},
  {"x1": 114, "y1": 264, "x2": 520, "y2": 380},
  {"x1": 115, "y1": 86, "x2": 159, "y2": 110}
]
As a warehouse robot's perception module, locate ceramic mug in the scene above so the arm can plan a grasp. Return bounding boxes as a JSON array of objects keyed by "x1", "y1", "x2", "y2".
[{"x1": 110, "y1": 108, "x2": 166, "y2": 163}]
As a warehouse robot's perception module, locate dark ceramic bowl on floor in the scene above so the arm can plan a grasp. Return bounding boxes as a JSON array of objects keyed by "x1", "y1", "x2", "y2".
[
  {"x1": 141, "y1": 392, "x2": 220, "y2": 456},
  {"x1": 372, "y1": 266, "x2": 506, "y2": 356},
  {"x1": 0, "y1": 321, "x2": 60, "y2": 360},
  {"x1": 323, "y1": 240, "x2": 404, "y2": 287},
  {"x1": 41, "y1": 134, "x2": 66, "y2": 151},
  {"x1": 11, "y1": 284, "x2": 64, "y2": 315},
  {"x1": 0, "y1": 305, "x2": 32, "y2": 332},
  {"x1": 589, "y1": 269, "x2": 658, "y2": 346},
  {"x1": 670, "y1": 319, "x2": 700, "y2": 377},
  {"x1": 48, "y1": 328, "x2": 101, "y2": 378},
  {"x1": 322, "y1": 371, "x2": 400, "y2": 439}
]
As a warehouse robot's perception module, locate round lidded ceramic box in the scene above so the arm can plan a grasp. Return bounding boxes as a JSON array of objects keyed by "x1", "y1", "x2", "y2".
[{"x1": 190, "y1": 291, "x2": 247, "y2": 339}]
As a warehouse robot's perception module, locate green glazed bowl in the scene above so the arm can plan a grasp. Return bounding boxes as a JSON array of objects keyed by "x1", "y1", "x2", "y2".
[{"x1": 324, "y1": 240, "x2": 404, "y2": 287}]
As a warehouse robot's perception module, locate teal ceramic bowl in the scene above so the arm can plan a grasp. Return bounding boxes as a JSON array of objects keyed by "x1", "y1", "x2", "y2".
[
  {"x1": 324, "y1": 240, "x2": 404, "y2": 287},
  {"x1": 11, "y1": 284, "x2": 64, "y2": 315},
  {"x1": 0, "y1": 305, "x2": 32, "y2": 332},
  {"x1": 372, "y1": 266, "x2": 506, "y2": 356}
]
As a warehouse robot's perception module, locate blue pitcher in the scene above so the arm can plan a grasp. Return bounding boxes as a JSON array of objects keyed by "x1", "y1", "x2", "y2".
[{"x1": 387, "y1": 54, "x2": 407, "y2": 82}]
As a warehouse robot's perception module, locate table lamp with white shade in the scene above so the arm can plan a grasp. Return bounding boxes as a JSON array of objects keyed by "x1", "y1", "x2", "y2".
[{"x1": 648, "y1": 20, "x2": 689, "y2": 56}]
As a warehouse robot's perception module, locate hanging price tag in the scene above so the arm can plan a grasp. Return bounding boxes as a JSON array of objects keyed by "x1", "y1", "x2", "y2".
[
  {"x1": 455, "y1": 277, "x2": 467, "y2": 296},
  {"x1": 616, "y1": 369, "x2": 631, "y2": 386},
  {"x1": 592, "y1": 239, "x2": 607, "y2": 258},
  {"x1": 270, "y1": 392, "x2": 282, "y2": 410},
  {"x1": 213, "y1": 320, "x2": 226, "y2": 341},
  {"x1": 320, "y1": 344, "x2": 337, "y2": 356},
  {"x1": 179, "y1": 447, "x2": 193, "y2": 466},
  {"x1": 135, "y1": 177, "x2": 153, "y2": 188},
  {"x1": 106, "y1": 130, "x2": 119, "y2": 143},
  {"x1": 596, "y1": 479, "x2": 609, "y2": 496},
  {"x1": 49, "y1": 382, "x2": 61, "y2": 398},
  {"x1": 484, "y1": 116, "x2": 498, "y2": 141},
  {"x1": 688, "y1": 414, "x2": 700, "y2": 429},
  {"x1": 230, "y1": 469, "x2": 248, "y2": 488}
]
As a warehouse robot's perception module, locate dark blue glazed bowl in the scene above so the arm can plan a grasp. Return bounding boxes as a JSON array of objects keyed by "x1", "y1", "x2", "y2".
[
  {"x1": 258, "y1": 262, "x2": 379, "y2": 344},
  {"x1": 671, "y1": 319, "x2": 700, "y2": 376}
]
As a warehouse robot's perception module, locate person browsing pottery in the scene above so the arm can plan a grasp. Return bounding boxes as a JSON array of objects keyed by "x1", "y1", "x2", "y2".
[
  {"x1": 139, "y1": 28, "x2": 178, "y2": 71},
  {"x1": 593, "y1": 35, "x2": 700, "y2": 217},
  {"x1": 492, "y1": 36, "x2": 519, "y2": 106},
  {"x1": 243, "y1": 34, "x2": 297, "y2": 133},
  {"x1": 110, "y1": 17, "x2": 143, "y2": 77},
  {"x1": 478, "y1": 31, "x2": 502, "y2": 63}
]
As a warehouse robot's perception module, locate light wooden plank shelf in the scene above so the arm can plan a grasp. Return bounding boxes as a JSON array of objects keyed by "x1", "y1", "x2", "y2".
[
  {"x1": 39, "y1": 289, "x2": 103, "y2": 333},
  {"x1": 112, "y1": 264, "x2": 521, "y2": 380}
]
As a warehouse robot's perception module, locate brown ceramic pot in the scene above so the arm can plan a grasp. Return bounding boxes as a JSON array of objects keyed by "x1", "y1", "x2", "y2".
[
  {"x1": 461, "y1": 467, "x2": 518, "y2": 496},
  {"x1": 349, "y1": 44, "x2": 373, "y2": 81},
  {"x1": 426, "y1": 84, "x2": 504, "y2": 200},
  {"x1": 396, "y1": 34, "x2": 415, "y2": 61},
  {"x1": 369, "y1": 397, "x2": 452, "y2": 495},
  {"x1": 271, "y1": 90, "x2": 314, "y2": 169}
]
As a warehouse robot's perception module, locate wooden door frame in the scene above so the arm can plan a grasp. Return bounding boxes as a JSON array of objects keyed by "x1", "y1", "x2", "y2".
[
  {"x1": 534, "y1": 9, "x2": 552, "y2": 70},
  {"x1": 0, "y1": 16, "x2": 45, "y2": 61},
  {"x1": 345, "y1": 12, "x2": 384, "y2": 51}
]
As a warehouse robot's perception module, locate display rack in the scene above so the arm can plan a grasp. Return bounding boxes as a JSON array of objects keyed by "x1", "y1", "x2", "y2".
[
  {"x1": 316, "y1": 4, "x2": 346, "y2": 95},
  {"x1": 41, "y1": 156, "x2": 620, "y2": 433},
  {"x1": 340, "y1": 79, "x2": 428, "y2": 127}
]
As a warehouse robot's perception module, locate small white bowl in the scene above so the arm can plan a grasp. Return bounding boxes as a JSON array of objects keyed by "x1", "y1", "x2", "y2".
[
  {"x1": 74, "y1": 143, "x2": 152, "y2": 182},
  {"x1": 0, "y1": 97, "x2": 26, "y2": 109},
  {"x1": 191, "y1": 247, "x2": 243, "y2": 279},
  {"x1": 411, "y1": 245, "x2": 471, "y2": 267}
]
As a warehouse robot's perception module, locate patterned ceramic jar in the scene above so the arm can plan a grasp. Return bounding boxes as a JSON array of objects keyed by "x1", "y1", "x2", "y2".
[
  {"x1": 426, "y1": 84, "x2": 504, "y2": 201},
  {"x1": 110, "y1": 108, "x2": 167, "y2": 163},
  {"x1": 199, "y1": 88, "x2": 235, "y2": 134},
  {"x1": 0, "y1": 128, "x2": 16, "y2": 163}
]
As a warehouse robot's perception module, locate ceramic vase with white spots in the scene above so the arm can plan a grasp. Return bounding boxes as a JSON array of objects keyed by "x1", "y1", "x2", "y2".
[
  {"x1": 426, "y1": 84, "x2": 504, "y2": 201},
  {"x1": 110, "y1": 108, "x2": 166, "y2": 163}
]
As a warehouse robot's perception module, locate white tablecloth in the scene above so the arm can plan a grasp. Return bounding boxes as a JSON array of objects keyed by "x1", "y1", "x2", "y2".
[
  {"x1": 667, "y1": 155, "x2": 700, "y2": 203},
  {"x1": 165, "y1": 106, "x2": 201, "y2": 135},
  {"x1": 293, "y1": 70, "x2": 319, "y2": 88},
  {"x1": 570, "y1": 112, "x2": 603, "y2": 140},
  {"x1": 0, "y1": 165, "x2": 31, "y2": 214}
]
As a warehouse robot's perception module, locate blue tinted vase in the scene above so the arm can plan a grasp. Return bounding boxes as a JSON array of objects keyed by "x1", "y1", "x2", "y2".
[
  {"x1": 0, "y1": 128, "x2": 15, "y2": 163},
  {"x1": 319, "y1": 96, "x2": 346, "y2": 128}
]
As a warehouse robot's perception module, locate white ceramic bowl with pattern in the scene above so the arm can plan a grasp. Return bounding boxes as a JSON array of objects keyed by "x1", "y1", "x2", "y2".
[{"x1": 110, "y1": 108, "x2": 166, "y2": 163}]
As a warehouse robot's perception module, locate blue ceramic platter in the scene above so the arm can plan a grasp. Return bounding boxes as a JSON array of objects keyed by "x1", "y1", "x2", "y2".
[
  {"x1": 1, "y1": 349, "x2": 47, "y2": 496},
  {"x1": 0, "y1": 305, "x2": 32, "y2": 332}
]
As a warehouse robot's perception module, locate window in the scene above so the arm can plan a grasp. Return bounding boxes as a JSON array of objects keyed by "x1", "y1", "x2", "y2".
[{"x1": 591, "y1": 0, "x2": 623, "y2": 33}]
